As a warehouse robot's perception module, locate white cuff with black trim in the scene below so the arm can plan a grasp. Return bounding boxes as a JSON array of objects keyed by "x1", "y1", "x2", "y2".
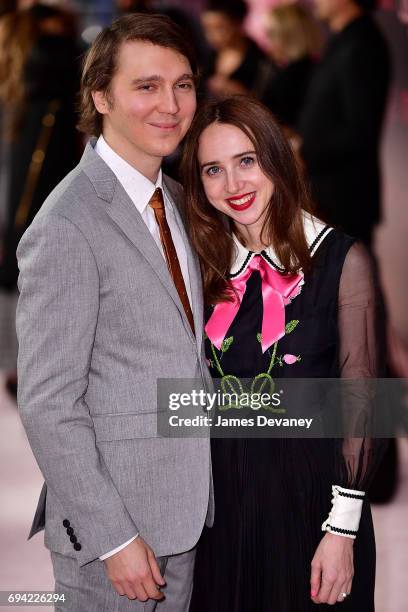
[{"x1": 321, "y1": 485, "x2": 365, "y2": 539}]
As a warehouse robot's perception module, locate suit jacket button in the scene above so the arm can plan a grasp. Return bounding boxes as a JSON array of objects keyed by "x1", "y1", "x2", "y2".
[
  {"x1": 73, "y1": 542, "x2": 82, "y2": 551},
  {"x1": 66, "y1": 527, "x2": 74, "y2": 536},
  {"x1": 70, "y1": 535, "x2": 77, "y2": 544},
  {"x1": 62, "y1": 519, "x2": 70, "y2": 528}
]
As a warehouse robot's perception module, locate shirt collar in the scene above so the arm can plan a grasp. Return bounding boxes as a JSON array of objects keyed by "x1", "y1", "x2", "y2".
[
  {"x1": 230, "y1": 211, "x2": 333, "y2": 278},
  {"x1": 94, "y1": 135, "x2": 164, "y2": 214}
]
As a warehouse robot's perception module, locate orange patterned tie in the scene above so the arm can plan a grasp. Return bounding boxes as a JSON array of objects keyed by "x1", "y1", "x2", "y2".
[{"x1": 149, "y1": 187, "x2": 195, "y2": 334}]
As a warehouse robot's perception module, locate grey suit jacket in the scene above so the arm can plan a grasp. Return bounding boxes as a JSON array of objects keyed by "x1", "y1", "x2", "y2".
[{"x1": 16, "y1": 141, "x2": 214, "y2": 567}]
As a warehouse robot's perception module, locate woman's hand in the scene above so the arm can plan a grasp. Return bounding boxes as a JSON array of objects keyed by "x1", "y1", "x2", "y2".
[{"x1": 310, "y1": 532, "x2": 354, "y2": 605}]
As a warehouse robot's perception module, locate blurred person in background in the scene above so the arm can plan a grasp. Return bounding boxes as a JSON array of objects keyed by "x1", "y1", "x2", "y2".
[
  {"x1": 116, "y1": 0, "x2": 209, "y2": 68},
  {"x1": 0, "y1": 1, "x2": 20, "y2": 389},
  {"x1": 117, "y1": 0, "x2": 200, "y2": 33},
  {"x1": 201, "y1": 0, "x2": 276, "y2": 100},
  {"x1": 0, "y1": 2, "x2": 81, "y2": 394},
  {"x1": 262, "y1": 2, "x2": 322, "y2": 132},
  {"x1": 297, "y1": 0, "x2": 391, "y2": 246},
  {"x1": 0, "y1": 2, "x2": 81, "y2": 291}
]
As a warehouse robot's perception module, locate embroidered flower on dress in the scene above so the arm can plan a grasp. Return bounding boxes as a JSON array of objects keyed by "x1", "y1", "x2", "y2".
[{"x1": 283, "y1": 354, "x2": 298, "y2": 365}]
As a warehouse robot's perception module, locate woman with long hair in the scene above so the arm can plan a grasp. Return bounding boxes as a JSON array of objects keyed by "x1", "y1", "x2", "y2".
[
  {"x1": 182, "y1": 96, "x2": 385, "y2": 611},
  {"x1": 262, "y1": 2, "x2": 321, "y2": 130}
]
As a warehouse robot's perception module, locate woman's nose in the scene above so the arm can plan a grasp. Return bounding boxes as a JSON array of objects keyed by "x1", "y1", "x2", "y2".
[{"x1": 225, "y1": 171, "x2": 244, "y2": 195}]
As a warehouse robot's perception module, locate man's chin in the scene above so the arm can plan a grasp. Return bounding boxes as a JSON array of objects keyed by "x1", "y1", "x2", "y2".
[{"x1": 151, "y1": 140, "x2": 182, "y2": 158}]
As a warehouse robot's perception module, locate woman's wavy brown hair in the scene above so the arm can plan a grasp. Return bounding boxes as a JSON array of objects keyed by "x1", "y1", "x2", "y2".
[
  {"x1": 78, "y1": 13, "x2": 198, "y2": 137},
  {"x1": 181, "y1": 95, "x2": 313, "y2": 305}
]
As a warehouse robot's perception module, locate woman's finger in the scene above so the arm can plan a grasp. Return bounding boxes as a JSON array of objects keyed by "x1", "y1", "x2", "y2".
[
  {"x1": 325, "y1": 577, "x2": 345, "y2": 605},
  {"x1": 336, "y1": 581, "x2": 349, "y2": 603},
  {"x1": 315, "y1": 574, "x2": 333, "y2": 603},
  {"x1": 310, "y1": 561, "x2": 321, "y2": 599},
  {"x1": 346, "y1": 577, "x2": 353, "y2": 594}
]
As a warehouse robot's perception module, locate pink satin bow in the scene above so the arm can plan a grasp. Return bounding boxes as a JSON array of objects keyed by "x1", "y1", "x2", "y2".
[{"x1": 205, "y1": 255, "x2": 304, "y2": 354}]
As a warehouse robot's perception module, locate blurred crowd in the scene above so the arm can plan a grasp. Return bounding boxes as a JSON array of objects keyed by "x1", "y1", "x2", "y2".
[{"x1": 0, "y1": 0, "x2": 394, "y2": 389}]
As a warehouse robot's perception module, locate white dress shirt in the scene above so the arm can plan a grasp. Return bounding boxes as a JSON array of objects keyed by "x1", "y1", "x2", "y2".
[
  {"x1": 94, "y1": 135, "x2": 192, "y2": 560},
  {"x1": 95, "y1": 135, "x2": 192, "y2": 305}
]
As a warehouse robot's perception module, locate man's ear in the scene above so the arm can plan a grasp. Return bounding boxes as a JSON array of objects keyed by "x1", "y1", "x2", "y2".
[{"x1": 92, "y1": 91, "x2": 110, "y2": 115}]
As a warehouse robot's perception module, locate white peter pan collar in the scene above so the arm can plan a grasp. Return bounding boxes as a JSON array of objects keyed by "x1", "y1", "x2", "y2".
[{"x1": 229, "y1": 211, "x2": 333, "y2": 278}]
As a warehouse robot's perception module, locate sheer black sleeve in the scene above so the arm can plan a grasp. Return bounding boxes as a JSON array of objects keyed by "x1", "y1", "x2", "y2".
[{"x1": 334, "y1": 242, "x2": 387, "y2": 491}]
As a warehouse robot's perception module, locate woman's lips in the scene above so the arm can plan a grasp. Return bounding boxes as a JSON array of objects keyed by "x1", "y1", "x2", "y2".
[{"x1": 226, "y1": 191, "x2": 256, "y2": 211}]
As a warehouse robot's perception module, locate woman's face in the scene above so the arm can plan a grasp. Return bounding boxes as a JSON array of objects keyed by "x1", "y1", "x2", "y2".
[
  {"x1": 265, "y1": 14, "x2": 286, "y2": 64},
  {"x1": 198, "y1": 122, "x2": 274, "y2": 237},
  {"x1": 201, "y1": 11, "x2": 240, "y2": 51}
]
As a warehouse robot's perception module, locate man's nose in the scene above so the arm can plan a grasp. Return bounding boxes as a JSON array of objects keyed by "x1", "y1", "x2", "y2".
[{"x1": 158, "y1": 87, "x2": 179, "y2": 114}]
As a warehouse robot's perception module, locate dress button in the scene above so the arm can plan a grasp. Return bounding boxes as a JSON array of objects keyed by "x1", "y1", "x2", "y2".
[
  {"x1": 66, "y1": 527, "x2": 74, "y2": 536},
  {"x1": 70, "y1": 535, "x2": 77, "y2": 544},
  {"x1": 62, "y1": 519, "x2": 70, "y2": 528},
  {"x1": 73, "y1": 542, "x2": 82, "y2": 551}
]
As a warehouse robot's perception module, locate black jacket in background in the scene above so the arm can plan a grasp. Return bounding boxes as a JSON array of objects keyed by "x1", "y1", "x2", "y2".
[
  {"x1": 203, "y1": 39, "x2": 275, "y2": 99},
  {"x1": 262, "y1": 56, "x2": 316, "y2": 131},
  {"x1": 298, "y1": 13, "x2": 390, "y2": 243}
]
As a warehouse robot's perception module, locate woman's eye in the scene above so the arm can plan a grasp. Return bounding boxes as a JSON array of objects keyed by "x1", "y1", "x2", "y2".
[
  {"x1": 240, "y1": 156, "x2": 255, "y2": 167},
  {"x1": 206, "y1": 166, "x2": 221, "y2": 177}
]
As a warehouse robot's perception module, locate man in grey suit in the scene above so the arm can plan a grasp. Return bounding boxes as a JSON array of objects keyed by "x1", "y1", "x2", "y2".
[{"x1": 16, "y1": 14, "x2": 213, "y2": 611}]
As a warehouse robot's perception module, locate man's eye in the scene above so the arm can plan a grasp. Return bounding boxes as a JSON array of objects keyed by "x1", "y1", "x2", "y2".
[
  {"x1": 177, "y1": 82, "x2": 194, "y2": 90},
  {"x1": 206, "y1": 166, "x2": 221, "y2": 176},
  {"x1": 240, "y1": 156, "x2": 255, "y2": 167},
  {"x1": 138, "y1": 84, "x2": 155, "y2": 91}
]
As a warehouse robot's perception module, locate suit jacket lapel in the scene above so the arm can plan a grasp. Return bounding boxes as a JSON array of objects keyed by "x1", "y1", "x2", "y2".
[
  {"x1": 81, "y1": 142, "x2": 199, "y2": 345},
  {"x1": 109, "y1": 181, "x2": 198, "y2": 335}
]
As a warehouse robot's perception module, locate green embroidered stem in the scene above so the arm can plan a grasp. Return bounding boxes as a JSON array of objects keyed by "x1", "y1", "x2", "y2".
[
  {"x1": 211, "y1": 342, "x2": 224, "y2": 377},
  {"x1": 267, "y1": 341, "x2": 278, "y2": 375},
  {"x1": 251, "y1": 372, "x2": 273, "y2": 397}
]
